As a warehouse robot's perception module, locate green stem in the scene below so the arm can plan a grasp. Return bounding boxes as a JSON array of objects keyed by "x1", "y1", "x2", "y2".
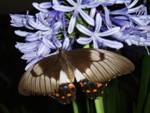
[
  {"x1": 72, "y1": 100, "x2": 79, "y2": 113},
  {"x1": 86, "y1": 98, "x2": 90, "y2": 113},
  {"x1": 94, "y1": 96, "x2": 104, "y2": 113}
]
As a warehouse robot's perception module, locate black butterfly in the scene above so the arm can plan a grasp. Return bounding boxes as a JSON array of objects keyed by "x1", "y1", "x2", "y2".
[{"x1": 18, "y1": 48, "x2": 135, "y2": 104}]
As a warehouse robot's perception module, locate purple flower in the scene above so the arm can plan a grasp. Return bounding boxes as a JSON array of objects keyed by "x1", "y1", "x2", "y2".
[
  {"x1": 77, "y1": 13, "x2": 123, "y2": 49},
  {"x1": 52, "y1": 0, "x2": 101, "y2": 34},
  {"x1": 32, "y1": 2, "x2": 52, "y2": 12},
  {"x1": 10, "y1": 10, "x2": 71, "y2": 70}
]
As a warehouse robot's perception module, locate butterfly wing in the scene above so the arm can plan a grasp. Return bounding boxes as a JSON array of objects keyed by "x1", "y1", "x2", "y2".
[
  {"x1": 18, "y1": 52, "x2": 76, "y2": 104},
  {"x1": 65, "y1": 48, "x2": 135, "y2": 83},
  {"x1": 18, "y1": 53, "x2": 60, "y2": 96}
]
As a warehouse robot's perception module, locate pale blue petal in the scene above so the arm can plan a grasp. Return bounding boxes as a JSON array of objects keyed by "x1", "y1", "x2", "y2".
[
  {"x1": 52, "y1": 0, "x2": 60, "y2": 5},
  {"x1": 67, "y1": 0, "x2": 76, "y2": 5},
  {"x1": 77, "y1": 37, "x2": 92, "y2": 45},
  {"x1": 21, "y1": 52, "x2": 37, "y2": 61},
  {"x1": 15, "y1": 42, "x2": 39, "y2": 53},
  {"x1": 37, "y1": 43, "x2": 50, "y2": 56},
  {"x1": 115, "y1": 0, "x2": 131, "y2": 4},
  {"x1": 42, "y1": 38, "x2": 56, "y2": 49},
  {"x1": 53, "y1": 5, "x2": 74, "y2": 12},
  {"x1": 76, "y1": 24, "x2": 93, "y2": 36},
  {"x1": 95, "y1": 13, "x2": 102, "y2": 32},
  {"x1": 53, "y1": 21, "x2": 63, "y2": 31},
  {"x1": 79, "y1": 9, "x2": 94, "y2": 26},
  {"x1": 90, "y1": 8, "x2": 96, "y2": 18},
  {"x1": 97, "y1": 27, "x2": 120, "y2": 37},
  {"x1": 93, "y1": 38, "x2": 99, "y2": 48},
  {"x1": 52, "y1": 37, "x2": 62, "y2": 48},
  {"x1": 128, "y1": 5, "x2": 146, "y2": 14},
  {"x1": 103, "y1": 6, "x2": 112, "y2": 28},
  {"x1": 97, "y1": 37, "x2": 123, "y2": 49},
  {"x1": 28, "y1": 18, "x2": 49, "y2": 30},
  {"x1": 127, "y1": 0, "x2": 139, "y2": 9},
  {"x1": 130, "y1": 16, "x2": 150, "y2": 26},
  {"x1": 39, "y1": 2, "x2": 52, "y2": 9},
  {"x1": 77, "y1": 0, "x2": 82, "y2": 4},
  {"x1": 14, "y1": 30, "x2": 31, "y2": 37},
  {"x1": 32, "y1": 2, "x2": 49, "y2": 12},
  {"x1": 25, "y1": 31, "x2": 42, "y2": 41},
  {"x1": 25, "y1": 58, "x2": 42, "y2": 70},
  {"x1": 62, "y1": 37, "x2": 70, "y2": 50},
  {"x1": 68, "y1": 15, "x2": 76, "y2": 34}
]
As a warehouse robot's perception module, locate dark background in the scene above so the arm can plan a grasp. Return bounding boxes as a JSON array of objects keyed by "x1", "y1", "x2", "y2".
[{"x1": 0, "y1": 0, "x2": 149, "y2": 113}]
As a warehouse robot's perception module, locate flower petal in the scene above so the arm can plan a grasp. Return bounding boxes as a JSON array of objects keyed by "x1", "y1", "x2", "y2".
[
  {"x1": 97, "y1": 27, "x2": 120, "y2": 37},
  {"x1": 97, "y1": 37, "x2": 123, "y2": 49},
  {"x1": 52, "y1": 0, "x2": 60, "y2": 5},
  {"x1": 21, "y1": 52, "x2": 37, "y2": 61},
  {"x1": 39, "y1": 2, "x2": 52, "y2": 9},
  {"x1": 67, "y1": 0, "x2": 76, "y2": 6},
  {"x1": 25, "y1": 58, "x2": 42, "y2": 70},
  {"x1": 103, "y1": 6, "x2": 112, "y2": 28},
  {"x1": 37, "y1": 43, "x2": 50, "y2": 56},
  {"x1": 95, "y1": 13, "x2": 102, "y2": 32},
  {"x1": 127, "y1": 0, "x2": 139, "y2": 9},
  {"x1": 90, "y1": 8, "x2": 96, "y2": 18},
  {"x1": 93, "y1": 38, "x2": 99, "y2": 48},
  {"x1": 79, "y1": 9, "x2": 94, "y2": 26},
  {"x1": 68, "y1": 15, "x2": 76, "y2": 34},
  {"x1": 28, "y1": 18, "x2": 49, "y2": 30},
  {"x1": 32, "y1": 2, "x2": 49, "y2": 12},
  {"x1": 42, "y1": 38, "x2": 56, "y2": 49},
  {"x1": 14, "y1": 30, "x2": 31, "y2": 37},
  {"x1": 52, "y1": 37, "x2": 62, "y2": 48},
  {"x1": 77, "y1": 37, "x2": 92, "y2": 45},
  {"x1": 53, "y1": 5, "x2": 74, "y2": 12},
  {"x1": 77, "y1": 0, "x2": 82, "y2": 4},
  {"x1": 76, "y1": 24, "x2": 92, "y2": 36},
  {"x1": 62, "y1": 37, "x2": 70, "y2": 50},
  {"x1": 15, "y1": 42, "x2": 39, "y2": 53}
]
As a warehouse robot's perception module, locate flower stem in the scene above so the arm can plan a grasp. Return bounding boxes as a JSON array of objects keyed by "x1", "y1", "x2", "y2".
[
  {"x1": 72, "y1": 100, "x2": 79, "y2": 113},
  {"x1": 94, "y1": 96, "x2": 104, "y2": 113}
]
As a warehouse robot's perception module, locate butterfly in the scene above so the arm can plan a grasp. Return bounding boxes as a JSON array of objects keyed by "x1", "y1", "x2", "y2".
[{"x1": 18, "y1": 48, "x2": 135, "y2": 104}]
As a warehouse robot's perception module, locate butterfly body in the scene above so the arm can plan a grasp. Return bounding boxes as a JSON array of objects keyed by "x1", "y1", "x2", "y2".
[{"x1": 19, "y1": 48, "x2": 135, "y2": 104}]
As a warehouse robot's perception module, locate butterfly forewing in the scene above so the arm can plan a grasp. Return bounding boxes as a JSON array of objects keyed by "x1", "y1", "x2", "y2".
[{"x1": 65, "y1": 49, "x2": 135, "y2": 83}]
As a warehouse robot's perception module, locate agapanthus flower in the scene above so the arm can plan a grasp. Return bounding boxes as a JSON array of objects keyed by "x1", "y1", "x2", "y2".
[
  {"x1": 32, "y1": 2, "x2": 52, "y2": 12},
  {"x1": 77, "y1": 13, "x2": 123, "y2": 49},
  {"x1": 102, "y1": 0, "x2": 150, "y2": 46},
  {"x1": 10, "y1": 10, "x2": 71, "y2": 70},
  {"x1": 52, "y1": 0, "x2": 101, "y2": 34},
  {"x1": 10, "y1": 0, "x2": 150, "y2": 70}
]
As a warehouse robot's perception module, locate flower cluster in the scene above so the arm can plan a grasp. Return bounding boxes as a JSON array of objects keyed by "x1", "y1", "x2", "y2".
[{"x1": 10, "y1": 0, "x2": 150, "y2": 69}]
